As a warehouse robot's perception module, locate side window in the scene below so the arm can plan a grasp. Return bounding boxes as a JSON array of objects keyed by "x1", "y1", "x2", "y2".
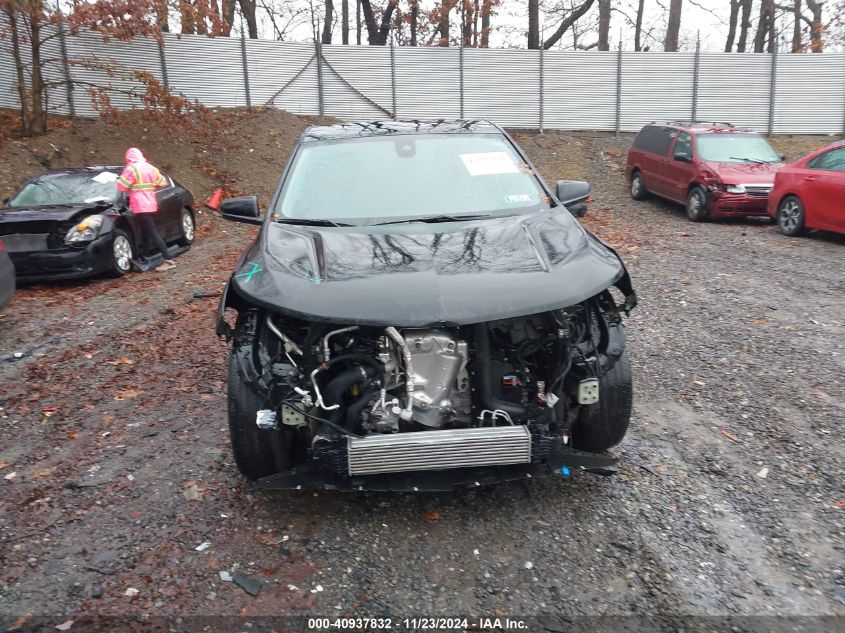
[
  {"x1": 674, "y1": 132, "x2": 692, "y2": 158},
  {"x1": 808, "y1": 147, "x2": 845, "y2": 172},
  {"x1": 160, "y1": 172, "x2": 175, "y2": 188},
  {"x1": 633, "y1": 125, "x2": 676, "y2": 156}
]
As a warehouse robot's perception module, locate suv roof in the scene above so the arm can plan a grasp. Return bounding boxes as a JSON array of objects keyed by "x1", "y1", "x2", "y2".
[
  {"x1": 649, "y1": 121, "x2": 754, "y2": 134},
  {"x1": 301, "y1": 120, "x2": 503, "y2": 143}
]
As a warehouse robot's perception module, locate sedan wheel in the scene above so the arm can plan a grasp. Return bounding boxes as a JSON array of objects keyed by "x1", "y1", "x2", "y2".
[
  {"x1": 777, "y1": 196, "x2": 806, "y2": 237},
  {"x1": 107, "y1": 230, "x2": 133, "y2": 278},
  {"x1": 177, "y1": 209, "x2": 195, "y2": 246}
]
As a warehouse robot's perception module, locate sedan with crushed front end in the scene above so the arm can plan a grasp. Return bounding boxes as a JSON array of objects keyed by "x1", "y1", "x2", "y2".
[
  {"x1": 0, "y1": 167, "x2": 195, "y2": 281},
  {"x1": 216, "y1": 121, "x2": 636, "y2": 491}
]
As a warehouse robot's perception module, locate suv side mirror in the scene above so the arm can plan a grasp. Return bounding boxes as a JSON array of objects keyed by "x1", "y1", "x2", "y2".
[
  {"x1": 674, "y1": 152, "x2": 692, "y2": 163},
  {"x1": 556, "y1": 180, "x2": 591, "y2": 218},
  {"x1": 221, "y1": 195, "x2": 263, "y2": 225},
  {"x1": 2, "y1": 197, "x2": 8, "y2": 206}
]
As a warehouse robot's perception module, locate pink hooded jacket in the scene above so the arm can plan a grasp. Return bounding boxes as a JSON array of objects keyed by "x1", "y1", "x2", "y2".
[{"x1": 116, "y1": 148, "x2": 167, "y2": 214}]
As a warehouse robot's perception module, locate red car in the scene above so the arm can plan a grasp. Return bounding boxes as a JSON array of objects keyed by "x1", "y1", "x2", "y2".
[
  {"x1": 626, "y1": 122, "x2": 783, "y2": 222},
  {"x1": 767, "y1": 141, "x2": 845, "y2": 237}
]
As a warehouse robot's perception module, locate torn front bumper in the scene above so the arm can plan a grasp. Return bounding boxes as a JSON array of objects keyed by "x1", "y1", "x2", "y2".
[
  {"x1": 256, "y1": 440, "x2": 618, "y2": 492},
  {"x1": 708, "y1": 191, "x2": 771, "y2": 218},
  {"x1": 9, "y1": 233, "x2": 113, "y2": 281}
]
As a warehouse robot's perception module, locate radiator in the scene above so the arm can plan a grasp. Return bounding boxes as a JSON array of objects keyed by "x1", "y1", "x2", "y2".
[{"x1": 347, "y1": 426, "x2": 532, "y2": 476}]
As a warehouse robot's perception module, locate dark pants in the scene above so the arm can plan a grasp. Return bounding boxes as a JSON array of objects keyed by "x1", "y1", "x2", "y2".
[{"x1": 138, "y1": 214, "x2": 171, "y2": 260}]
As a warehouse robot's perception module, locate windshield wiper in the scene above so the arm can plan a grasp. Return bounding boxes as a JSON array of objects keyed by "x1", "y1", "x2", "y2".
[
  {"x1": 276, "y1": 218, "x2": 350, "y2": 227},
  {"x1": 729, "y1": 156, "x2": 768, "y2": 164},
  {"x1": 376, "y1": 214, "x2": 491, "y2": 226}
]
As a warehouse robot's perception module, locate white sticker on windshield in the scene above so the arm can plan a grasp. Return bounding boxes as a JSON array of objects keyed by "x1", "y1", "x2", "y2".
[
  {"x1": 505, "y1": 194, "x2": 534, "y2": 204},
  {"x1": 91, "y1": 171, "x2": 118, "y2": 183},
  {"x1": 460, "y1": 152, "x2": 519, "y2": 176}
]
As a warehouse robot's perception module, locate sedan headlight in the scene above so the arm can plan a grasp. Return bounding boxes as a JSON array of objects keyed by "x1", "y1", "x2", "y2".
[
  {"x1": 65, "y1": 215, "x2": 104, "y2": 244},
  {"x1": 724, "y1": 184, "x2": 746, "y2": 194}
]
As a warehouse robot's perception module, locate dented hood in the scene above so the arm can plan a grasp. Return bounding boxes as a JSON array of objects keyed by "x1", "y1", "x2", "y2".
[
  {"x1": 0, "y1": 202, "x2": 114, "y2": 224},
  {"x1": 230, "y1": 210, "x2": 628, "y2": 326}
]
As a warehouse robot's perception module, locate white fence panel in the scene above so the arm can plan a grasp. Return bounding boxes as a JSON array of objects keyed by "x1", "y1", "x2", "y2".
[
  {"x1": 247, "y1": 39, "x2": 318, "y2": 114},
  {"x1": 463, "y1": 48, "x2": 539, "y2": 128},
  {"x1": 164, "y1": 33, "x2": 245, "y2": 108},
  {"x1": 697, "y1": 53, "x2": 771, "y2": 132},
  {"x1": 395, "y1": 47, "x2": 461, "y2": 119},
  {"x1": 620, "y1": 52, "x2": 695, "y2": 131},
  {"x1": 775, "y1": 54, "x2": 845, "y2": 134},
  {"x1": 321, "y1": 45, "x2": 392, "y2": 120},
  {"x1": 544, "y1": 51, "x2": 617, "y2": 131}
]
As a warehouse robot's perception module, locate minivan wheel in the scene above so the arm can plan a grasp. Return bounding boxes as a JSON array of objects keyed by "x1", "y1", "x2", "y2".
[
  {"x1": 777, "y1": 195, "x2": 806, "y2": 237},
  {"x1": 685, "y1": 186, "x2": 709, "y2": 222},
  {"x1": 630, "y1": 171, "x2": 648, "y2": 201}
]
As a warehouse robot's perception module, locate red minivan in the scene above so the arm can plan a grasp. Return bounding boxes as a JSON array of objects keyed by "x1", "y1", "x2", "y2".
[
  {"x1": 767, "y1": 141, "x2": 845, "y2": 237},
  {"x1": 626, "y1": 122, "x2": 784, "y2": 222}
]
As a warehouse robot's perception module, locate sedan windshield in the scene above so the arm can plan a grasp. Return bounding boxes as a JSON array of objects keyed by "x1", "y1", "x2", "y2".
[
  {"x1": 276, "y1": 134, "x2": 550, "y2": 224},
  {"x1": 696, "y1": 134, "x2": 781, "y2": 164},
  {"x1": 10, "y1": 172, "x2": 119, "y2": 207}
]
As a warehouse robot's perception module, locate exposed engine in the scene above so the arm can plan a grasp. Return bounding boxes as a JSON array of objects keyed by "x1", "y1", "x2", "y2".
[{"x1": 233, "y1": 291, "x2": 627, "y2": 477}]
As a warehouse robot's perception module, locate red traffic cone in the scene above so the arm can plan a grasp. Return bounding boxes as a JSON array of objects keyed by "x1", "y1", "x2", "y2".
[{"x1": 206, "y1": 187, "x2": 222, "y2": 210}]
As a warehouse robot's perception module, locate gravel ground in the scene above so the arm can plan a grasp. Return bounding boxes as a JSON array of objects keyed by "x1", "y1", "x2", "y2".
[{"x1": 0, "y1": 130, "x2": 843, "y2": 631}]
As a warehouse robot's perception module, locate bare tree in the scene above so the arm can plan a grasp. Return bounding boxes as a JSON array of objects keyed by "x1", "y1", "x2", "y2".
[
  {"x1": 322, "y1": 0, "x2": 333, "y2": 42},
  {"x1": 342, "y1": 0, "x2": 349, "y2": 43},
  {"x1": 538, "y1": 0, "x2": 596, "y2": 50},
  {"x1": 409, "y1": 0, "x2": 419, "y2": 44},
  {"x1": 736, "y1": 0, "x2": 752, "y2": 50},
  {"x1": 438, "y1": 0, "x2": 452, "y2": 45},
  {"x1": 725, "y1": 0, "x2": 739, "y2": 50},
  {"x1": 754, "y1": 0, "x2": 775, "y2": 52},
  {"x1": 356, "y1": 0, "x2": 362, "y2": 43},
  {"x1": 805, "y1": 0, "x2": 825, "y2": 51},
  {"x1": 480, "y1": 0, "x2": 493, "y2": 47},
  {"x1": 359, "y1": 0, "x2": 398, "y2": 44},
  {"x1": 527, "y1": 0, "x2": 540, "y2": 48},
  {"x1": 634, "y1": 0, "x2": 646, "y2": 50},
  {"x1": 663, "y1": 0, "x2": 683, "y2": 51},
  {"x1": 597, "y1": 0, "x2": 611, "y2": 49}
]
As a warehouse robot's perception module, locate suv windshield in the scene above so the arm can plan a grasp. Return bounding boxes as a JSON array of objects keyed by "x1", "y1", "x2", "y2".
[
  {"x1": 276, "y1": 134, "x2": 549, "y2": 224},
  {"x1": 696, "y1": 133, "x2": 780, "y2": 164},
  {"x1": 10, "y1": 172, "x2": 119, "y2": 207}
]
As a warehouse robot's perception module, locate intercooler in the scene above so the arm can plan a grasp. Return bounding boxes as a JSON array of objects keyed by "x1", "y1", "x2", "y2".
[{"x1": 347, "y1": 426, "x2": 532, "y2": 476}]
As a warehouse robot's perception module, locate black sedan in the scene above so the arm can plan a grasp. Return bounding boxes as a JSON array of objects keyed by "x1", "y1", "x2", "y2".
[
  {"x1": 0, "y1": 167, "x2": 196, "y2": 281},
  {"x1": 216, "y1": 120, "x2": 636, "y2": 491}
]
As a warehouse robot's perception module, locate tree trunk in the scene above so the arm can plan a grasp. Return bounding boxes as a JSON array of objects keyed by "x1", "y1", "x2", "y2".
[
  {"x1": 806, "y1": 0, "x2": 824, "y2": 52},
  {"x1": 527, "y1": 0, "x2": 539, "y2": 49},
  {"x1": 462, "y1": 0, "x2": 473, "y2": 46},
  {"x1": 222, "y1": 0, "x2": 236, "y2": 35},
  {"x1": 239, "y1": 0, "x2": 258, "y2": 38},
  {"x1": 754, "y1": 0, "x2": 774, "y2": 53},
  {"x1": 792, "y1": 0, "x2": 802, "y2": 51},
  {"x1": 356, "y1": 0, "x2": 362, "y2": 44},
  {"x1": 156, "y1": 0, "x2": 170, "y2": 32},
  {"x1": 725, "y1": 0, "x2": 739, "y2": 52},
  {"x1": 663, "y1": 0, "x2": 683, "y2": 52},
  {"x1": 472, "y1": 0, "x2": 479, "y2": 46},
  {"x1": 543, "y1": 0, "x2": 595, "y2": 49},
  {"x1": 410, "y1": 0, "x2": 418, "y2": 45},
  {"x1": 179, "y1": 0, "x2": 195, "y2": 34},
  {"x1": 342, "y1": 0, "x2": 349, "y2": 43},
  {"x1": 737, "y1": 0, "x2": 752, "y2": 51},
  {"x1": 28, "y1": 5, "x2": 46, "y2": 135},
  {"x1": 322, "y1": 0, "x2": 333, "y2": 43},
  {"x1": 480, "y1": 0, "x2": 491, "y2": 47},
  {"x1": 3, "y1": 7, "x2": 32, "y2": 136},
  {"x1": 439, "y1": 0, "x2": 451, "y2": 46},
  {"x1": 634, "y1": 0, "x2": 645, "y2": 51},
  {"x1": 597, "y1": 0, "x2": 610, "y2": 50},
  {"x1": 359, "y1": 0, "x2": 398, "y2": 44}
]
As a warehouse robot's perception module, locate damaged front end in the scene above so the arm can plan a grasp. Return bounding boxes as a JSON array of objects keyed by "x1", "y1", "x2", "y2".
[{"x1": 219, "y1": 285, "x2": 633, "y2": 491}]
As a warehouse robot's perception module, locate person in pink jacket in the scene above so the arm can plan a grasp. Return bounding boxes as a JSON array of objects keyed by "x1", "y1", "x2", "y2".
[{"x1": 116, "y1": 148, "x2": 175, "y2": 271}]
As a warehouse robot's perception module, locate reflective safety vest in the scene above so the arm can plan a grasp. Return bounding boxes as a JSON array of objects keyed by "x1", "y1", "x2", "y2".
[{"x1": 117, "y1": 161, "x2": 167, "y2": 214}]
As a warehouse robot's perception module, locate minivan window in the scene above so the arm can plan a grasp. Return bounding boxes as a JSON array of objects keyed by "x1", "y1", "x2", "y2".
[
  {"x1": 696, "y1": 134, "x2": 780, "y2": 164},
  {"x1": 633, "y1": 126, "x2": 675, "y2": 156},
  {"x1": 674, "y1": 132, "x2": 692, "y2": 159}
]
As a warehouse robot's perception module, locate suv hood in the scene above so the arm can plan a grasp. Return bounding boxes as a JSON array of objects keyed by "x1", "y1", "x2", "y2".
[
  {"x1": 706, "y1": 161, "x2": 782, "y2": 185},
  {"x1": 0, "y1": 202, "x2": 115, "y2": 224},
  {"x1": 230, "y1": 210, "x2": 630, "y2": 326}
]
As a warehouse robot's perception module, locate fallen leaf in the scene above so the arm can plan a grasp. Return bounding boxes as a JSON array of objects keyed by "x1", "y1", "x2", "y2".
[
  {"x1": 752, "y1": 317, "x2": 772, "y2": 326},
  {"x1": 66, "y1": 429, "x2": 79, "y2": 439},
  {"x1": 692, "y1": 380, "x2": 706, "y2": 386},
  {"x1": 114, "y1": 388, "x2": 142, "y2": 401},
  {"x1": 721, "y1": 429, "x2": 739, "y2": 442},
  {"x1": 421, "y1": 510, "x2": 440, "y2": 522},
  {"x1": 6, "y1": 613, "x2": 31, "y2": 631},
  {"x1": 183, "y1": 483, "x2": 203, "y2": 501},
  {"x1": 107, "y1": 357, "x2": 135, "y2": 366},
  {"x1": 55, "y1": 620, "x2": 74, "y2": 631},
  {"x1": 0, "y1": 460, "x2": 10, "y2": 469},
  {"x1": 4, "y1": 471, "x2": 17, "y2": 480}
]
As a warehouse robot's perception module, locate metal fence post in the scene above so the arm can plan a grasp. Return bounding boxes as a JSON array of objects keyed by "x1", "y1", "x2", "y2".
[
  {"x1": 315, "y1": 39, "x2": 325, "y2": 121},
  {"x1": 768, "y1": 49, "x2": 777, "y2": 136},
  {"x1": 459, "y1": 40, "x2": 464, "y2": 119},
  {"x1": 158, "y1": 38, "x2": 169, "y2": 89},
  {"x1": 390, "y1": 36, "x2": 397, "y2": 119},
  {"x1": 692, "y1": 33, "x2": 700, "y2": 122},
  {"x1": 239, "y1": 9, "x2": 252, "y2": 109},
  {"x1": 615, "y1": 40, "x2": 623, "y2": 136},
  {"x1": 539, "y1": 44, "x2": 544, "y2": 134}
]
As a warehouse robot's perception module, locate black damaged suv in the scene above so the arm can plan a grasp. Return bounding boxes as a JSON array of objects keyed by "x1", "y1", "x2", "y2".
[{"x1": 216, "y1": 120, "x2": 636, "y2": 491}]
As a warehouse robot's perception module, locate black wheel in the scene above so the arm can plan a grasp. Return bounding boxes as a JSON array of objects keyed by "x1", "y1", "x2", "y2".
[
  {"x1": 571, "y1": 349, "x2": 633, "y2": 453},
  {"x1": 777, "y1": 195, "x2": 806, "y2": 237},
  {"x1": 106, "y1": 229, "x2": 133, "y2": 278},
  {"x1": 685, "y1": 186, "x2": 709, "y2": 222},
  {"x1": 630, "y1": 171, "x2": 648, "y2": 201},
  {"x1": 177, "y1": 208, "x2": 195, "y2": 246},
  {"x1": 228, "y1": 339, "x2": 292, "y2": 480}
]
